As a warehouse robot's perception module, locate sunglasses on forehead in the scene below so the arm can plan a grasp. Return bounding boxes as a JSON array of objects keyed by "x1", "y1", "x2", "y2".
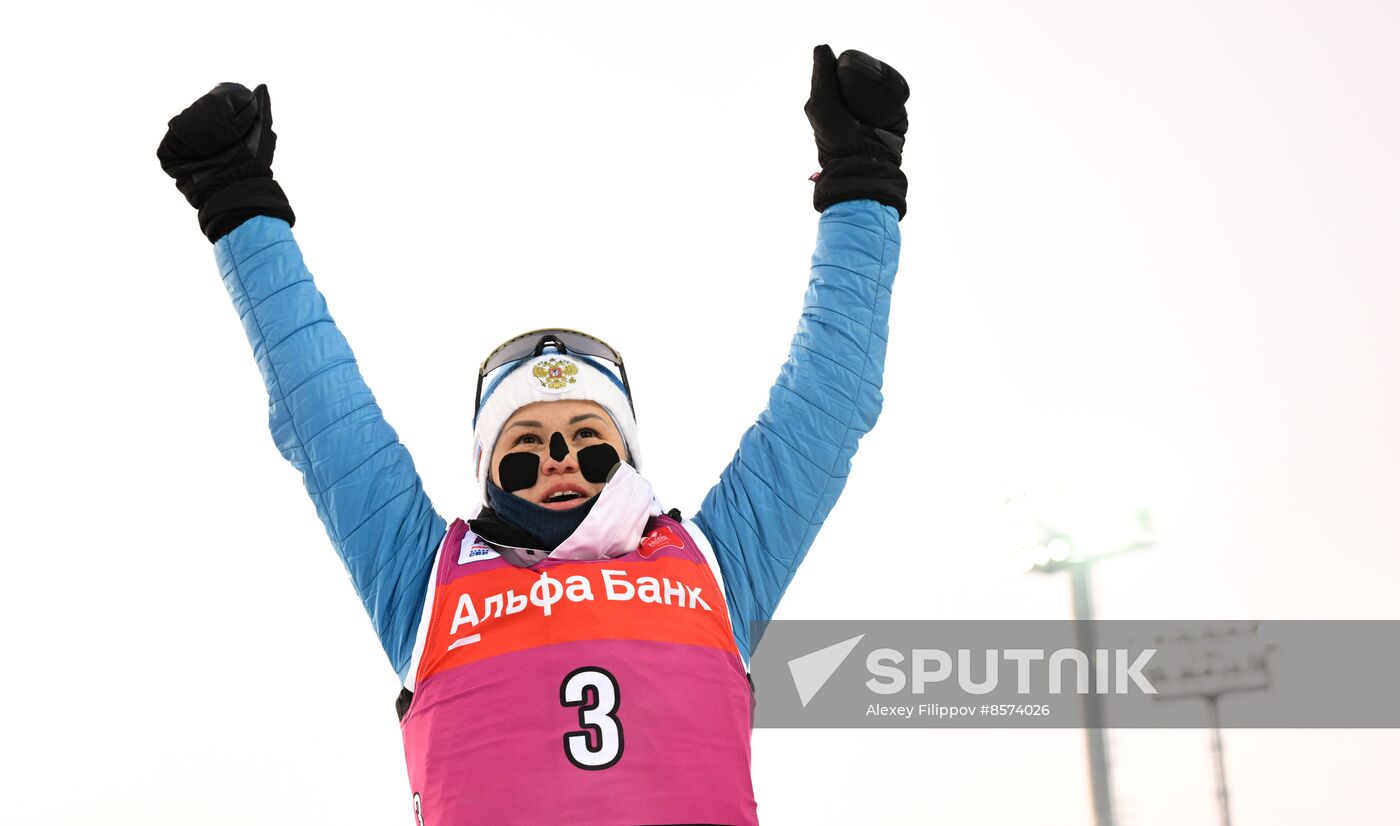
[{"x1": 474, "y1": 328, "x2": 634, "y2": 419}]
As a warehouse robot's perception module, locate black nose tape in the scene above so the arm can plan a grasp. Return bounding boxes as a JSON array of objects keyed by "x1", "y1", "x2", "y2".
[
  {"x1": 497, "y1": 452, "x2": 540, "y2": 492},
  {"x1": 550, "y1": 432, "x2": 569, "y2": 462},
  {"x1": 500, "y1": 439, "x2": 621, "y2": 491},
  {"x1": 578, "y1": 444, "x2": 621, "y2": 484}
]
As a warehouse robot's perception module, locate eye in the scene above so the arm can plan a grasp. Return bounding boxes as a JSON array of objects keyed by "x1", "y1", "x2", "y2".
[
  {"x1": 575, "y1": 427, "x2": 599, "y2": 440},
  {"x1": 512, "y1": 433, "x2": 542, "y2": 446}
]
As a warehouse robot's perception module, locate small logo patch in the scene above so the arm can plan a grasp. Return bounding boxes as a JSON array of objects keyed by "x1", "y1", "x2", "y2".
[
  {"x1": 532, "y1": 356, "x2": 579, "y2": 392},
  {"x1": 459, "y1": 542, "x2": 501, "y2": 565},
  {"x1": 639, "y1": 525, "x2": 684, "y2": 558}
]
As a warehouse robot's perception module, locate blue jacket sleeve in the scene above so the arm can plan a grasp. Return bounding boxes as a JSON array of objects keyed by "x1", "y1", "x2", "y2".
[
  {"x1": 212, "y1": 216, "x2": 447, "y2": 681},
  {"x1": 692, "y1": 200, "x2": 900, "y2": 662}
]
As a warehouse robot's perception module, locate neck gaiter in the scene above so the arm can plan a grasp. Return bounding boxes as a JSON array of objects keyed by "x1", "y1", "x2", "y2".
[{"x1": 485, "y1": 477, "x2": 599, "y2": 551}]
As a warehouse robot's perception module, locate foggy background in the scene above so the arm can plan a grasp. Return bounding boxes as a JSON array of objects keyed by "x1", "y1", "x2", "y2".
[{"x1": 2, "y1": 1, "x2": 1396, "y2": 823}]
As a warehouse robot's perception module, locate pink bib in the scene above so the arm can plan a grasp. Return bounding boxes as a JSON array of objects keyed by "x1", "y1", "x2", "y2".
[{"x1": 400, "y1": 516, "x2": 758, "y2": 825}]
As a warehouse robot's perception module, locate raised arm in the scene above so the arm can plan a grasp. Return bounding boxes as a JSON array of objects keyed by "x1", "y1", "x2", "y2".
[
  {"x1": 694, "y1": 201, "x2": 899, "y2": 660},
  {"x1": 692, "y1": 47, "x2": 908, "y2": 661},
  {"x1": 159, "y1": 85, "x2": 445, "y2": 680}
]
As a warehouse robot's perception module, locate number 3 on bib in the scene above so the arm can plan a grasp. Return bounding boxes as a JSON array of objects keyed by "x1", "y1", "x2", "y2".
[{"x1": 560, "y1": 666, "x2": 624, "y2": 770}]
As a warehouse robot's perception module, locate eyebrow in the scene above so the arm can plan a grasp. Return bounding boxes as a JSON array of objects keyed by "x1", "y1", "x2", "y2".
[{"x1": 505, "y1": 414, "x2": 604, "y2": 430}]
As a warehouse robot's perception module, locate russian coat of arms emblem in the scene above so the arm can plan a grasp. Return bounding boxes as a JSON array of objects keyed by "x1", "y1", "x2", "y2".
[{"x1": 532, "y1": 356, "x2": 579, "y2": 390}]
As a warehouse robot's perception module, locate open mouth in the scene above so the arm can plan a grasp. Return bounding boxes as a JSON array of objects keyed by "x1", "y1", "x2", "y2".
[{"x1": 539, "y1": 487, "x2": 591, "y2": 509}]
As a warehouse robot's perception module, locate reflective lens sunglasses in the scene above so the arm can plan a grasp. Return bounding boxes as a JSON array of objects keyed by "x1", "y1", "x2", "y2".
[{"x1": 474, "y1": 328, "x2": 634, "y2": 420}]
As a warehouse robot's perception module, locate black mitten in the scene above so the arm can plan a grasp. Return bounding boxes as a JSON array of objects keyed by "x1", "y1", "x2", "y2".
[
  {"x1": 157, "y1": 83, "x2": 295, "y2": 243},
  {"x1": 804, "y1": 45, "x2": 909, "y2": 219}
]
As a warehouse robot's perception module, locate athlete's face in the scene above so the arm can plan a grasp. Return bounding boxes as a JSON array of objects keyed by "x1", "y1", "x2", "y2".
[{"x1": 490, "y1": 400, "x2": 628, "y2": 510}]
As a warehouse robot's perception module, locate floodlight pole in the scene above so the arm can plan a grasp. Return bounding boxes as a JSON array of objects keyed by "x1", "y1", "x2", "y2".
[
  {"x1": 1148, "y1": 623, "x2": 1270, "y2": 826},
  {"x1": 1069, "y1": 561, "x2": 1116, "y2": 826},
  {"x1": 1026, "y1": 523, "x2": 1151, "y2": 826},
  {"x1": 1205, "y1": 694, "x2": 1232, "y2": 826},
  {"x1": 1029, "y1": 555, "x2": 1118, "y2": 826}
]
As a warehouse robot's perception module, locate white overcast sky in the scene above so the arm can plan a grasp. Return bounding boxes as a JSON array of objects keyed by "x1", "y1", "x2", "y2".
[{"x1": 2, "y1": 1, "x2": 1397, "y2": 824}]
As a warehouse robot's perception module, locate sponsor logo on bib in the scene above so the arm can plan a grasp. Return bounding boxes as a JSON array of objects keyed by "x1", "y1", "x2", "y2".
[{"x1": 459, "y1": 543, "x2": 502, "y2": 565}]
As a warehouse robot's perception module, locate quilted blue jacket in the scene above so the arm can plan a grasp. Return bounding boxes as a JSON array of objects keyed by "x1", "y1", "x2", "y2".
[{"x1": 212, "y1": 200, "x2": 900, "y2": 681}]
